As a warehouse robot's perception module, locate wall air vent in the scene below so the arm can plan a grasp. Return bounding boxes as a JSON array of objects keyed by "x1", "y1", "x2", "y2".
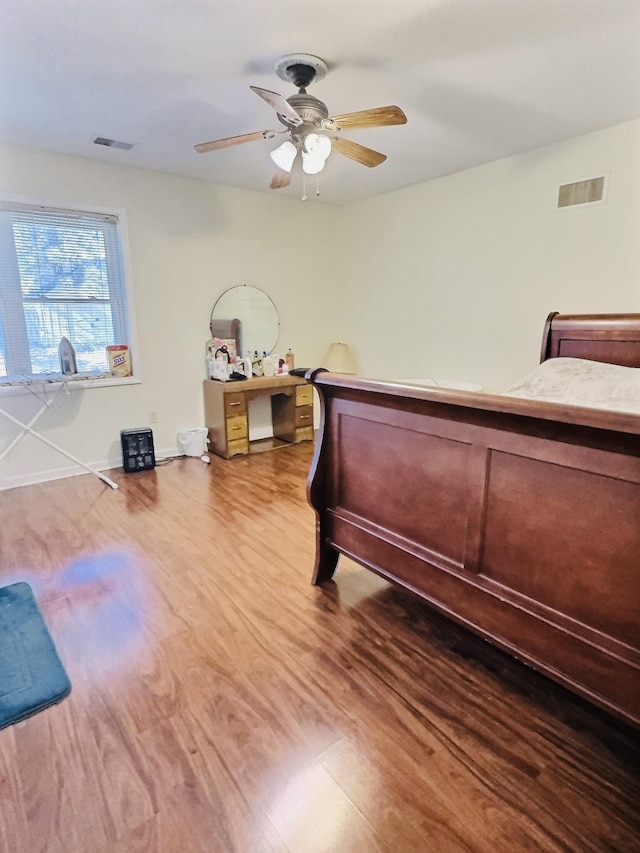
[
  {"x1": 557, "y1": 176, "x2": 606, "y2": 208},
  {"x1": 92, "y1": 137, "x2": 135, "y2": 151}
]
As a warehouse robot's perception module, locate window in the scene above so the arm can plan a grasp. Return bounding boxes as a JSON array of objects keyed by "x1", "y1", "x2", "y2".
[{"x1": 0, "y1": 200, "x2": 132, "y2": 384}]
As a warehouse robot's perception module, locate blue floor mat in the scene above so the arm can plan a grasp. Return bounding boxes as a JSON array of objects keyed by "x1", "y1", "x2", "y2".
[{"x1": 0, "y1": 582, "x2": 71, "y2": 729}]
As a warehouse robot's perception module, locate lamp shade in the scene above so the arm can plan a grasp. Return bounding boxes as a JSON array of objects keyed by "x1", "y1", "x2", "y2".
[
  {"x1": 302, "y1": 133, "x2": 332, "y2": 175},
  {"x1": 270, "y1": 140, "x2": 298, "y2": 172},
  {"x1": 324, "y1": 342, "x2": 356, "y2": 374}
]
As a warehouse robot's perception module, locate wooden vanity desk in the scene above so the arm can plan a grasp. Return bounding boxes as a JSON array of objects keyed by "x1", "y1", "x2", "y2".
[{"x1": 203, "y1": 375, "x2": 314, "y2": 458}]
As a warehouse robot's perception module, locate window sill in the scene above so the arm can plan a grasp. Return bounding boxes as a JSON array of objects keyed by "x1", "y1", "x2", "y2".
[{"x1": 0, "y1": 375, "x2": 142, "y2": 397}]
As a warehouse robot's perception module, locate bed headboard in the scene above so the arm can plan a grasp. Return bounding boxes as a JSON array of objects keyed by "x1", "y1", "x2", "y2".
[{"x1": 540, "y1": 312, "x2": 640, "y2": 367}]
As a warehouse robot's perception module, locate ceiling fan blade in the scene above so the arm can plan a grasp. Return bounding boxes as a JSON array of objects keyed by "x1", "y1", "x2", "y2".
[
  {"x1": 250, "y1": 86, "x2": 303, "y2": 126},
  {"x1": 332, "y1": 137, "x2": 387, "y2": 168},
  {"x1": 324, "y1": 105, "x2": 407, "y2": 131},
  {"x1": 270, "y1": 169, "x2": 293, "y2": 190},
  {"x1": 194, "y1": 131, "x2": 272, "y2": 154}
]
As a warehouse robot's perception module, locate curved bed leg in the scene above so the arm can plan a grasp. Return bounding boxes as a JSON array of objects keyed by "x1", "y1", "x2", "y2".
[
  {"x1": 311, "y1": 530, "x2": 339, "y2": 585},
  {"x1": 306, "y1": 367, "x2": 340, "y2": 585}
]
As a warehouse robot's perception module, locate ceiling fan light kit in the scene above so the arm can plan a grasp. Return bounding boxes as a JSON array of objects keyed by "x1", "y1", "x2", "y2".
[{"x1": 194, "y1": 53, "x2": 407, "y2": 199}]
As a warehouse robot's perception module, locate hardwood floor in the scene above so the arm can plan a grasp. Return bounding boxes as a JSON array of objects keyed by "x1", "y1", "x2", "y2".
[{"x1": 0, "y1": 444, "x2": 638, "y2": 852}]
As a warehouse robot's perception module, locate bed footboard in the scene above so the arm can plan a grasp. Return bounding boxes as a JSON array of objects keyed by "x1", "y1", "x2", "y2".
[{"x1": 307, "y1": 371, "x2": 640, "y2": 727}]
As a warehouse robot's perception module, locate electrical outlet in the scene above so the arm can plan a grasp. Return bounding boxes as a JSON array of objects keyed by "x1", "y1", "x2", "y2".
[{"x1": 148, "y1": 409, "x2": 158, "y2": 424}]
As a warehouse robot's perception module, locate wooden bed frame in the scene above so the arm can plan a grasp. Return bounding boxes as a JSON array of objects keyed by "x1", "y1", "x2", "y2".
[{"x1": 307, "y1": 313, "x2": 640, "y2": 727}]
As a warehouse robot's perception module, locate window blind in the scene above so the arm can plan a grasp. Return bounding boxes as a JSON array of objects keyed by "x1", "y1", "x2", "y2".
[{"x1": 0, "y1": 201, "x2": 130, "y2": 382}]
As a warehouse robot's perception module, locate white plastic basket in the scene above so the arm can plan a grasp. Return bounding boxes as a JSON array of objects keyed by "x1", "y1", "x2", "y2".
[{"x1": 177, "y1": 427, "x2": 208, "y2": 457}]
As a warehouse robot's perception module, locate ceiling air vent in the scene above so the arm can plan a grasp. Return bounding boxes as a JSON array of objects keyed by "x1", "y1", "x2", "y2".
[
  {"x1": 557, "y1": 176, "x2": 606, "y2": 208},
  {"x1": 92, "y1": 136, "x2": 134, "y2": 151}
]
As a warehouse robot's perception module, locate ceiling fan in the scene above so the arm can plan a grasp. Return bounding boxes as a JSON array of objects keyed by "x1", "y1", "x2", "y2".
[{"x1": 194, "y1": 54, "x2": 407, "y2": 193}]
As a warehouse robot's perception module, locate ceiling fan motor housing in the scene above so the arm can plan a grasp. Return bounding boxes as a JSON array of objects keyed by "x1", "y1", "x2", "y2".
[{"x1": 283, "y1": 93, "x2": 329, "y2": 128}]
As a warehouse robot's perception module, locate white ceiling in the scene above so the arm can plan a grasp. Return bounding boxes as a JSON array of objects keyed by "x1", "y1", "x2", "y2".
[{"x1": 2, "y1": 0, "x2": 639, "y2": 206}]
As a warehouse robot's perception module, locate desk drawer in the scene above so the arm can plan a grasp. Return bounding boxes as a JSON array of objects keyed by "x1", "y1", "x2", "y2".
[
  {"x1": 226, "y1": 414, "x2": 248, "y2": 441},
  {"x1": 296, "y1": 385, "x2": 313, "y2": 407},
  {"x1": 295, "y1": 405, "x2": 313, "y2": 428},
  {"x1": 224, "y1": 392, "x2": 247, "y2": 418}
]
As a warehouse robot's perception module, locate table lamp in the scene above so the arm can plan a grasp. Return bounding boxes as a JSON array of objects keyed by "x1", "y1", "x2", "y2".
[{"x1": 324, "y1": 342, "x2": 356, "y2": 374}]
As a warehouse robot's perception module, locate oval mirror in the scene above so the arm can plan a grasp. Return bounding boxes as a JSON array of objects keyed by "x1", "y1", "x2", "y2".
[{"x1": 210, "y1": 285, "x2": 279, "y2": 357}]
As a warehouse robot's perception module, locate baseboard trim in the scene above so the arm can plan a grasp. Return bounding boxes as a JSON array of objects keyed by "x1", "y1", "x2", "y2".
[{"x1": 0, "y1": 446, "x2": 180, "y2": 491}]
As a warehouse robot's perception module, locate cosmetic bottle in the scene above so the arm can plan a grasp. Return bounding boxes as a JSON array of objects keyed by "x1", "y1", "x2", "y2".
[
  {"x1": 285, "y1": 348, "x2": 295, "y2": 371},
  {"x1": 252, "y1": 351, "x2": 263, "y2": 376},
  {"x1": 263, "y1": 351, "x2": 275, "y2": 377}
]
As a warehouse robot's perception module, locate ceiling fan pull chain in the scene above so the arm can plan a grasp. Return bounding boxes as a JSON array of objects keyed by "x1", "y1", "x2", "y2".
[
  {"x1": 301, "y1": 170, "x2": 307, "y2": 201},
  {"x1": 316, "y1": 174, "x2": 320, "y2": 197}
]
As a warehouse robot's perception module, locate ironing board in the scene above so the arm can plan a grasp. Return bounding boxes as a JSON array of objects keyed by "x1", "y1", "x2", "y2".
[{"x1": 0, "y1": 380, "x2": 118, "y2": 490}]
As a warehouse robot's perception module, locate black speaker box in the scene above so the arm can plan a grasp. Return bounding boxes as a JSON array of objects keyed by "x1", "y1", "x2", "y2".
[{"x1": 120, "y1": 428, "x2": 156, "y2": 473}]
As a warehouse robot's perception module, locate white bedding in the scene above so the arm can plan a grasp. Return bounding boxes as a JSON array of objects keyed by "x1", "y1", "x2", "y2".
[{"x1": 504, "y1": 357, "x2": 640, "y2": 414}]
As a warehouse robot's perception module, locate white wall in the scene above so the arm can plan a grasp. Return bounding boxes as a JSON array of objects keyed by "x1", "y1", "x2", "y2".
[
  {"x1": 0, "y1": 144, "x2": 339, "y2": 488},
  {"x1": 2, "y1": 119, "x2": 638, "y2": 487},
  {"x1": 338, "y1": 119, "x2": 640, "y2": 390}
]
